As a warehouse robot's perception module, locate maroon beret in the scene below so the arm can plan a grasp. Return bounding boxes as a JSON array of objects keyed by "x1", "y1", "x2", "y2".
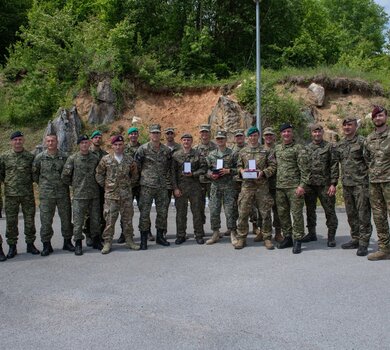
[
  {"x1": 372, "y1": 105, "x2": 386, "y2": 118},
  {"x1": 111, "y1": 135, "x2": 124, "y2": 144}
]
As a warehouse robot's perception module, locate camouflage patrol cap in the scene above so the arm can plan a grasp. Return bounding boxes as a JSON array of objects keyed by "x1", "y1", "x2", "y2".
[
  {"x1": 263, "y1": 127, "x2": 275, "y2": 136},
  {"x1": 149, "y1": 124, "x2": 161, "y2": 133},
  {"x1": 215, "y1": 130, "x2": 227, "y2": 139},
  {"x1": 342, "y1": 116, "x2": 357, "y2": 125},
  {"x1": 77, "y1": 134, "x2": 89, "y2": 144},
  {"x1": 234, "y1": 129, "x2": 245, "y2": 136},
  {"x1": 10, "y1": 131, "x2": 23, "y2": 140},
  {"x1": 165, "y1": 127, "x2": 175, "y2": 134},
  {"x1": 181, "y1": 133, "x2": 193, "y2": 139},
  {"x1": 309, "y1": 123, "x2": 323, "y2": 132},
  {"x1": 199, "y1": 124, "x2": 211, "y2": 132}
]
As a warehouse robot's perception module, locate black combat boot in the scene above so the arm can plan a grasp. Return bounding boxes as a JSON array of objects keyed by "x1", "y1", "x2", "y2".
[
  {"x1": 175, "y1": 237, "x2": 186, "y2": 245},
  {"x1": 156, "y1": 229, "x2": 170, "y2": 246},
  {"x1": 356, "y1": 245, "x2": 368, "y2": 256},
  {"x1": 63, "y1": 239, "x2": 75, "y2": 252},
  {"x1": 41, "y1": 241, "x2": 53, "y2": 256},
  {"x1": 327, "y1": 233, "x2": 336, "y2": 247},
  {"x1": 27, "y1": 243, "x2": 40, "y2": 255},
  {"x1": 140, "y1": 231, "x2": 148, "y2": 250},
  {"x1": 277, "y1": 235, "x2": 293, "y2": 249},
  {"x1": 0, "y1": 245, "x2": 7, "y2": 261},
  {"x1": 292, "y1": 240, "x2": 302, "y2": 254},
  {"x1": 7, "y1": 244, "x2": 17, "y2": 259},
  {"x1": 74, "y1": 239, "x2": 83, "y2": 256},
  {"x1": 117, "y1": 233, "x2": 126, "y2": 244},
  {"x1": 92, "y1": 236, "x2": 103, "y2": 250},
  {"x1": 341, "y1": 240, "x2": 359, "y2": 249},
  {"x1": 301, "y1": 229, "x2": 317, "y2": 243}
]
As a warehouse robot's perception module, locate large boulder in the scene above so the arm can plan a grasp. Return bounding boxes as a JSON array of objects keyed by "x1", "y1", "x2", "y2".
[
  {"x1": 308, "y1": 83, "x2": 325, "y2": 106},
  {"x1": 208, "y1": 96, "x2": 254, "y2": 142},
  {"x1": 88, "y1": 79, "x2": 117, "y2": 125},
  {"x1": 97, "y1": 79, "x2": 116, "y2": 103},
  {"x1": 43, "y1": 106, "x2": 82, "y2": 155}
]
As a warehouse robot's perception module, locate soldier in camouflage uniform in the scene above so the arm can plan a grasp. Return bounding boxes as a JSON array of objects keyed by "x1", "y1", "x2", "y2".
[
  {"x1": 96, "y1": 135, "x2": 140, "y2": 254},
  {"x1": 84, "y1": 130, "x2": 108, "y2": 246},
  {"x1": 275, "y1": 123, "x2": 310, "y2": 254},
  {"x1": 172, "y1": 133, "x2": 207, "y2": 245},
  {"x1": 205, "y1": 130, "x2": 238, "y2": 245},
  {"x1": 33, "y1": 133, "x2": 74, "y2": 256},
  {"x1": 0, "y1": 131, "x2": 39, "y2": 258},
  {"x1": 61, "y1": 135, "x2": 102, "y2": 256},
  {"x1": 194, "y1": 124, "x2": 217, "y2": 225},
  {"x1": 235, "y1": 126, "x2": 276, "y2": 250},
  {"x1": 364, "y1": 106, "x2": 390, "y2": 260},
  {"x1": 303, "y1": 123, "x2": 339, "y2": 246},
  {"x1": 135, "y1": 124, "x2": 171, "y2": 250},
  {"x1": 335, "y1": 116, "x2": 371, "y2": 256}
]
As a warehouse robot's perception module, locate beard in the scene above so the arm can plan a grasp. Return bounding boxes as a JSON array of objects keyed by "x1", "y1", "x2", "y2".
[{"x1": 374, "y1": 120, "x2": 386, "y2": 128}]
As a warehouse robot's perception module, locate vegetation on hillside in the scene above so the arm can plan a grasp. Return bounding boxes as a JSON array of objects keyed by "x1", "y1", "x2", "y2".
[{"x1": 0, "y1": 0, "x2": 389, "y2": 126}]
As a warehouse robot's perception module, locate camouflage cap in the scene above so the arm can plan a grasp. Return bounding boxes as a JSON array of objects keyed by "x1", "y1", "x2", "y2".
[
  {"x1": 263, "y1": 127, "x2": 275, "y2": 136},
  {"x1": 342, "y1": 116, "x2": 357, "y2": 125},
  {"x1": 234, "y1": 129, "x2": 245, "y2": 136},
  {"x1": 215, "y1": 130, "x2": 227, "y2": 139},
  {"x1": 199, "y1": 124, "x2": 211, "y2": 132},
  {"x1": 181, "y1": 133, "x2": 193, "y2": 139},
  {"x1": 164, "y1": 127, "x2": 175, "y2": 134},
  {"x1": 149, "y1": 124, "x2": 161, "y2": 133},
  {"x1": 309, "y1": 123, "x2": 323, "y2": 132}
]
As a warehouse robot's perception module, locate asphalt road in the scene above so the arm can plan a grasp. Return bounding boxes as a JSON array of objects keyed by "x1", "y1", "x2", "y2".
[{"x1": 0, "y1": 206, "x2": 389, "y2": 350}]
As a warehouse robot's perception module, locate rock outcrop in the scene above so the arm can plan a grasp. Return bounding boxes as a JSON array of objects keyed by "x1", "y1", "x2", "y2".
[{"x1": 88, "y1": 79, "x2": 117, "y2": 125}]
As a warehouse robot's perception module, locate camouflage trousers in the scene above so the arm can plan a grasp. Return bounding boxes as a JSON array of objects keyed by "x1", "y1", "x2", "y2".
[
  {"x1": 304, "y1": 185, "x2": 338, "y2": 235},
  {"x1": 73, "y1": 198, "x2": 100, "y2": 241},
  {"x1": 40, "y1": 197, "x2": 72, "y2": 242},
  {"x1": 175, "y1": 185, "x2": 204, "y2": 239},
  {"x1": 257, "y1": 188, "x2": 281, "y2": 231},
  {"x1": 343, "y1": 185, "x2": 372, "y2": 247},
  {"x1": 276, "y1": 188, "x2": 305, "y2": 240},
  {"x1": 200, "y1": 183, "x2": 211, "y2": 225},
  {"x1": 369, "y1": 182, "x2": 390, "y2": 252},
  {"x1": 5, "y1": 195, "x2": 36, "y2": 245},
  {"x1": 139, "y1": 186, "x2": 169, "y2": 231},
  {"x1": 237, "y1": 186, "x2": 274, "y2": 239},
  {"x1": 209, "y1": 184, "x2": 237, "y2": 231},
  {"x1": 84, "y1": 188, "x2": 106, "y2": 238},
  {"x1": 103, "y1": 197, "x2": 134, "y2": 243}
]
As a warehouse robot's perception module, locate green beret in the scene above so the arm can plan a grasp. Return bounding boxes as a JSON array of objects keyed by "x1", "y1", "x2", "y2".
[
  {"x1": 128, "y1": 127, "x2": 139, "y2": 134},
  {"x1": 91, "y1": 130, "x2": 102, "y2": 138},
  {"x1": 247, "y1": 126, "x2": 259, "y2": 137}
]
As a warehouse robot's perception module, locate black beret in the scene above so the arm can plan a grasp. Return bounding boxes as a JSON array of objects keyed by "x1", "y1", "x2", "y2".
[
  {"x1": 280, "y1": 123, "x2": 293, "y2": 132},
  {"x1": 10, "y1": 131, "x2": 24, "y2": 140},
  {"x1": 77, "y1": 135, "x2": 89, "y2": 144}
]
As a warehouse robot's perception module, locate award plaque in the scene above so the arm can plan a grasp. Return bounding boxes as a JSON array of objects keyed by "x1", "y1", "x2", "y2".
[
  {"x1": 183, "y1": 162, "x2": 191, "y2": 174},
  {"x1": 242, "y1": 159, "x2": 258, "y2": 179}
]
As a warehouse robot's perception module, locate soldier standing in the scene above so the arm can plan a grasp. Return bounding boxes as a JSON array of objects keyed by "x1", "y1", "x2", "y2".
[
  {"x1": 96, "y1": 135, "x2": 140, "y2": 254},
  {"x1": 61, "y1": 135, "x2": 102, "y2": 255},
  {"x1": 364, "y1": 106, "x2": 390, "y2": 260},
  {"x1": 303, "y1": 123, "x2": 339, "y2": 246},
  {"x1": 275, "y1": 123, "x2": 309, "y2": 254},
  {"x1": 172, "y1": 133, "x2": 207, "y2": 244},
  {"x1": 235, "y1": 126, "x2": 276, "y2": 250},
  {"x1": 205, "y1": 130, "x2": 238, "y2": 245},
  {"x1": 0, "y1": 131, "x2": 39, "y2": 258},
  {"x1": 335, "y1": 117, "x2": 371, "y2": 256},
  {"x1": 135, "y1": 124, "x2": 171, "y2": 249},
  {"x1": 33, "y1": 133, "x2": 74, "y2": 256},
  {"x1": 194, "y1": 124, "x2": 217, "y2": 225}
]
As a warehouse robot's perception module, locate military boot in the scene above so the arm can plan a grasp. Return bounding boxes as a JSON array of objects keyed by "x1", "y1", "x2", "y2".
[
  {"x1": 277, "y1": 235, "x2": 293, "y2": 249},
  {"x1": 125, "y1": 236, "x2": 140, "y2": 250},
  {"x1": 356, "y1": 245, "x2": 368, "y2": 256},
  {"x1": 140, "y1": 231, "x2": 148, "y2": 250},
  {"x1": 101, "y1": 241, "x2": 112, "y2": 254},
  {"x1": 156, "y1": 229, "x2": 170, "y2": 246},
  {"x1": 233, "y1": 239, "x2": 246, "y2": 250},
  {"x1": 41, "y1": 241, "x2": 53, "y2": 257},
  {"x1": 252, "y1": 222, "x2": 259, "y2": 235},
  {"x1": 206, "y1": 230, "x2": 220, "y2": 245},
  {"x1": 148, "y1": 232, "x2": 155, "y2": 241},
  {"x1": 230, "y1": 229, "x2": 238, "y2": 246},
  {"x1": 74, "y1": 240, "x2": 83, "y2": 256},
  {"x1": 367, "y1": 250, "x2": 390, "y2": 261},
  {"x1": 117, "y1": 233, "x2": 125, "y2": 244},
  {"x1": 7, "y1": 244, "x2": 17, "y2": 259},
  {"x1": 224, "y1": 229, "x2": 231, "y2": 237},
  {"x1": 0, "y1": 245, "x2": 7, "y2": 261},
  {"x1": 274, "y1": 228, "x2": 283, "y2": 243},
  {"x1": 27, "y1": 243, "x2": 40, "y2": 255},
  {"x1": 253, "y1": 229, "x2": 263, "y2": 242},
  {"x1": 341, "y1": 240, "x2": 359, "y2": 249},
  {"x1": 264, "y1": 239, "x2": 274, "y2": 250},
  {"x1": 63, "y1": 239, "x2": 75, "y2": 252},
  {"x1": 92, "y1": 236, "x2": 103, "y2": 250},
  {"x1": 327, "y1": 233, "x2": 336, "y2": 248},
  {"x1": 301, "y1": 229, "x2": 317, "y2": 243},
  {"x1": 292, "y1": 240, "x2": 302, "y2": 254}
]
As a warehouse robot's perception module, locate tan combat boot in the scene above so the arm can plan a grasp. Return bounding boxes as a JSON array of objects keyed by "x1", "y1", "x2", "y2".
[
  {"x1": 367, "y1": 250, "x2": 390, "y2": 261},
  {"x1": 101, "y1": 242, "x2": 112, "y2": 254},
  {"x1": 264, "y1": 239, "x2": 274, "y2": 250},
  {"x1": 274, "y1": 228, "x2": 283, "y2": 243},
  {"x1": 125, "y1": 236, "x2": 140, "y2": 251},
  {"x1": 253, "y1": 229, "x2": 263, "y2": 242},
  {"x1": 206, "y1": 230, "x2": 221, "y2": 245},
  {"x1": 233, "y1": 239, "x2": 246, "y2": 250},
  {"x1": 230, "y1": 229, "x2": 238, "y2": 246}
]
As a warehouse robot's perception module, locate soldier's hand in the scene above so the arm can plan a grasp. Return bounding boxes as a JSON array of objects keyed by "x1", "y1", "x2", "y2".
[
  {"x1": 174, "y1": 189, "x2": 182, "y2": 197},
  {"x1": 219, "y1": 168, "x2": 230, "y2": 176},
  {"x1": 130, "y1": 162, "x2": 137, "y2": 173},
  {"x1": 295, "y1": 186, "x2": 305, "y2": 197},
  {"x1": 327, "y1": 184, "x2": 336, "y2": 197},
  {"x1": 183, "y1": 172, "x2": 192, "y2": 177},
  {"x1": 257, "y1": 171, "x2": 264, "y2": 179}
]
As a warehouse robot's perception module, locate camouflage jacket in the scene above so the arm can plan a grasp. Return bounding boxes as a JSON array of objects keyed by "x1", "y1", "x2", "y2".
[
  {"x1": 61, "y1": 151, "x2": 100, "y2": 199},
  {"x1": 90, "y1": 146, "x2": 108, "y2": 161},
  {"x1": 206, "y1": 147, "x2": 238, "y2": 188},
  {"x1": 238, "y1": 144, "x2": 276, "y2": 190},
  {"x1": 335, "y1": 134, "x2": 368, "y2": 186},
  {"x1": 231, "y1": 143, "x2": 247, "y2": 154},
  {"x1": 125, "y1": 142, "x2": 141, "y2": 158},
  {"x1": 306, "y1": 140, "x2": 339, "y2": 186},
  {"x1": 0, "y1": 149, "x2": 34, "y2": 197},
  {"x1": 32, "y1": 150, "x2": 70, "y2": 199},
  {"x1": 194, "y1": 141, "x2": 217, "y2": 184},
  {"x1": 135, "y1": 142, "x2": 172, "y2": 189},
  {"x1": 95, "y1": 153, "x2": 137, "y2": 200},
  {"x1": 171, "y1": 148, "x2": 207, "y2": 190},
  {"x1": 166, "y1": 142, "x2": 181, "y2": 154},
  {"x1": 275, "y1": 141, "x2": 310, "y2": 189},
  {"x1": 364, "y1": 127, "x2": 390, "y2": 183},
  {"x1": 263, "y1": 143, "x2": 277, "y2": 190}
]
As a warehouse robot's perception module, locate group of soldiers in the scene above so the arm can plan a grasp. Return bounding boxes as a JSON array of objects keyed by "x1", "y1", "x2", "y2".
[{"x1": 0, "y1": 105, "x2": 390, "y2": 262}]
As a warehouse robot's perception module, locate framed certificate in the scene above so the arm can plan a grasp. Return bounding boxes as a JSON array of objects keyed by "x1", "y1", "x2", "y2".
[
  {"x1": 216, "y1": 159, "x2": 223, "y2": 169},
  {"x1": 183, "y1": 162, "x2": 191, "y2": 173},
  {"x1": 242, "y1": 171, "x2": 258, "y2": 179}
]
